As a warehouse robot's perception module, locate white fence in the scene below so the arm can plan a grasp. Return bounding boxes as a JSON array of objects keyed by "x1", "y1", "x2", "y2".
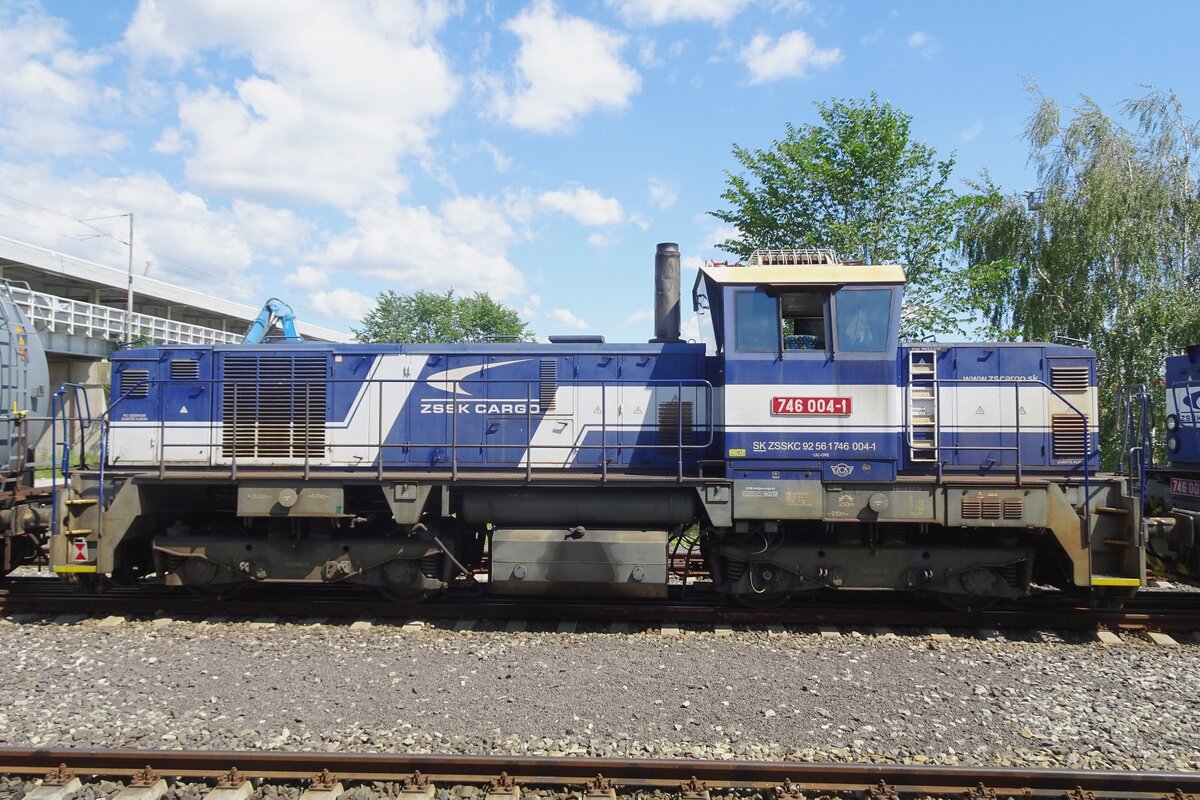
[{"x1": 9, "y1": 285, "x2": 242, "y2": 346}]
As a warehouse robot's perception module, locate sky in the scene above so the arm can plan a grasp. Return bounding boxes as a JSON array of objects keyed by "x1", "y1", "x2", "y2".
[{"x1": 0, "y1": 0, "x2": 1197, "y2": 340}]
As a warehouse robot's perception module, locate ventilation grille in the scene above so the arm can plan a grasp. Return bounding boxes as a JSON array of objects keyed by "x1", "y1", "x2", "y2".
[
  {"x1": 119, "y1": 369, "x2": 149, "y2": 399},
  {"x1": 170, "y1": 359, "x2": 200, "y2": 380},
  {"x1": 1052, "y1": 414, "x2": 1089, "y2": 459},
  {"x1": 961, "y1": 495, "x2": 1003, "y2": 520},
  {"x1": 539, "y1": 359, "x2": 557, "y2": 410},
  {"x1": 221, "y1": 355, "x2": 327, "y2": 459},
  {"x1": 657, "y1": 399, "x2": 695, "y2": 447},
  {"x1": 1003, "y1": 498, "x2": 1024, "y2": 519},
  {"x1": 1051, "y1": 365, "x2": 1089, "y2": 391}
]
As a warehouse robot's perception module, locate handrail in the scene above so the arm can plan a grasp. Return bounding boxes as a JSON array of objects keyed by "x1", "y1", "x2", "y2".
[
  {"x1": 49, "y1": 382, "x2": 94, "y2": 539},
  {"x1": 94, "y1": 375, "x2": 716, "y2": 484},
  {"x1": 902, "y1": 376, "x2": 1095, "y2": 546}
]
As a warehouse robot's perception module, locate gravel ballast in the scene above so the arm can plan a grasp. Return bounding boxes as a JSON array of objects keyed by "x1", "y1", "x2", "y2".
[{"x1": 1, "y1": 616, "x2": 1197, "y2": 772}]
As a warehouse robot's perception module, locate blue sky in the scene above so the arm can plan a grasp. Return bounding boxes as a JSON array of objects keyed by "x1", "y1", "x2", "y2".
[{"x1": 0, "y1": 0, "x2": 1196, "y2": 339}]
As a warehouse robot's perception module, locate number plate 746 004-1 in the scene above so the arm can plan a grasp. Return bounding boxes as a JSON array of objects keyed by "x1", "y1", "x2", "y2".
[{"x1": 771, "y1": 396, "x2": 852, "y2": 415}]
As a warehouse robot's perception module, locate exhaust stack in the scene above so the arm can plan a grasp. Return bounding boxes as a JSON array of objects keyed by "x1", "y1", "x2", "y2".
[{"x1": 651, "y1": 242, "x2": 681, "y2": 343}]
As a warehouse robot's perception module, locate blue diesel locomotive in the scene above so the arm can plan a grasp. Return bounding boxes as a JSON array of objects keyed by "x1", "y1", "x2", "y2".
[{"x1": 48, "y1": 245, "x2": 1143, "y2": 606}]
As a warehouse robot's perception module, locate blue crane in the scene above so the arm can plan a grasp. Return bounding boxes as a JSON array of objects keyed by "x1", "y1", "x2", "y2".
[{"x1": 241, "y1": 298, "x2": 302, "y2": 344}]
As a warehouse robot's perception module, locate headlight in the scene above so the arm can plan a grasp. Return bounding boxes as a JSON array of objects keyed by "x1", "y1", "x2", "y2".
[
  {"x1": 1168, "y1": 435, "x2": 1180, "y2": 452},
  {"x1": 1167, "y1": 414, "x2": 1180, "y2": 432}
]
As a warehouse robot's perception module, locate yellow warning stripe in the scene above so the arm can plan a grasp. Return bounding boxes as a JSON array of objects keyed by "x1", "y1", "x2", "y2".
[
  {"x1": 1090, "y1": 576, "x2": 1141, "y2": 587},
  {"x1": 54, "y1": 565, "x2": 97, "y2": 573}
]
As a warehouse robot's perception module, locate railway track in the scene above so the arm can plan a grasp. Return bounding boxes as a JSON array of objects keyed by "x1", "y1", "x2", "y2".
[
  {"x1": 1, "y1": 746, "x2": 1198, "y2": 798},
  {"x1": 4, "y1": 575, "x2": 1200, "y2": 632}
]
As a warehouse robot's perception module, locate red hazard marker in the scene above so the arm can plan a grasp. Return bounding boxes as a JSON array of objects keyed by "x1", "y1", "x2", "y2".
[{"x1": 71, "y1": 539, "x2": 88, "y2": 563}]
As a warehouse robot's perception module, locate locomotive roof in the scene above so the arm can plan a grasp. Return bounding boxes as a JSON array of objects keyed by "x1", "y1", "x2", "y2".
[{"x1": 699, "y1": 262, "x2": 906, "y2": 286}]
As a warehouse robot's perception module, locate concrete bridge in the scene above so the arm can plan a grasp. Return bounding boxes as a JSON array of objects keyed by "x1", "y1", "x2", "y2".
[{"x1": 0, "y1": 235, "x2": 351, "y2": 459}]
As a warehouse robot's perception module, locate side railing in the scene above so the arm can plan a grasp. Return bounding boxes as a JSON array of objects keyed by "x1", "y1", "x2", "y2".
[
  {"x1": 8, "y1": 285, "x2": 243, "y2": 346},
  {"x1": 49, "y1": 382, "x2": 93, "y2": 540},
  {"x1": 94, "y1": 375, "x2": 716, "y2": 487},
  {"x1": 902, "y1": 377, "x2": 1095, "y2": 546}
]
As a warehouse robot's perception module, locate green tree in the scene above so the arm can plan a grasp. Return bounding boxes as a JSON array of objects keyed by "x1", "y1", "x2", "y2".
[
  {"x1": 353, "y1": 289, "x2": 532, "y2": 343},
  {"x1": 711, "y1": 93, "x2": 963, "y2": 337},
  {"x1": 959, "y1": 84, "x2": 1200, "y2": 464}
]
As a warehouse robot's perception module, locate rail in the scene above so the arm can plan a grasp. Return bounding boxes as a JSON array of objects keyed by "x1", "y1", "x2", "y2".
[
  {"x1": 7, "y1": 284, "x2": 242, "y2": 346},
  {"x1": 0, "y1": 746, "x2": 1197, "y2": 796}
]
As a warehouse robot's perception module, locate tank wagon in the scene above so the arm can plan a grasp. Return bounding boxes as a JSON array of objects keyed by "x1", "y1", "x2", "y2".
[
  {"x1": 48, "y1": 246, "x2": 1144, "y2": 606},
  {"x1": 0, "y1": 282, "x2": 53, "y2": 572}
]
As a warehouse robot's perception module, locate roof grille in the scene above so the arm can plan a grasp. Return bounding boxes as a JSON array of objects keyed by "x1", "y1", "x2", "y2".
[
  {"x1": 221, "y1": 354, "x2": 327, "y2": 459},
  {"x1": 747, "y1": 248, "x2": 839, "y2": 266},
  {"x1": 170, "y1": 359, "x2": 200, "y2": 380},
  {"x1": 119, "y1": 369, "x2": 149, "y2": 399},
  {"x1": 1051, "y1": 366, "x2": 1090, "y2": 392},
  {"x1": 1052, "y1": 414, "x2": 1089, "y2": 459}
]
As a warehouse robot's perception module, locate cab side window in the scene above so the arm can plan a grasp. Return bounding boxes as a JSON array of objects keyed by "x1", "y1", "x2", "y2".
[
  {"x1": 781, "y1": 291, "x2": 828, "y2": 351},
  {"x1": 835, "y1": 288, "x2": 893, "y2": 352},
  {"x1": 735, "y1": 290, "x2": 779, "y2": 352}
]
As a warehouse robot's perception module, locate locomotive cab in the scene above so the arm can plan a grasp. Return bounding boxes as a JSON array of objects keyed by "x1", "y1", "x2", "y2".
[{"x1": 694, "y1": 249, "x2": 905, "y2": 483}]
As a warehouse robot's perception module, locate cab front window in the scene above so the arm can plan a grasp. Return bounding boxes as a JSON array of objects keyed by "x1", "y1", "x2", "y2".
[
  {"x1": 734, "y1": 290, "x2": 779, "y2": 352},
  {"x1": 835, "y1": 288, "x2": 893, "y2": 352}
]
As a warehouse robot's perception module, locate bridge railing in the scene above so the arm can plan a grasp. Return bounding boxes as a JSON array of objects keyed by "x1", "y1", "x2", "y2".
[{"x1": 7, "y1": 285, "x2": 242, "y2": 346}]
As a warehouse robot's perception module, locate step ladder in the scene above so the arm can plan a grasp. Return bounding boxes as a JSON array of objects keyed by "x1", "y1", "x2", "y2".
[{"x1": 907, "y1": 350, "x2": 939, "y2": 462}]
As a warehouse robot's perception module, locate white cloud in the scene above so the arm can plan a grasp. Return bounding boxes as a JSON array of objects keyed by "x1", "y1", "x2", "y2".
[
  {"x1": 587, "y1": 232, "x2": 613, "y2": 247},
  {"x1": 0, "y1": 163, "x2": 310, "y2": 298},
  {"x1": 647, "y1": 177, "x2": 678, "y2": 209},
  {"x1": 0, "y1": 4, "x2": 120, "y2": 157},
  {"x1": 623, "y1": 307, "x2": 654, "y2": 324},
  {"x1": 906, "y1": 30, "x2": 938, "y2": 56},
  {"x1": 547, "y1": 308, "x2": 589, "y2": 330},
  {"x1": 610, "y1": 0, "x2": 748, "y2": 25},
  {"x1": 960, "y1": 120, "x2": 983, "y2": 142},
  {"x1": 311, "y1": 198, "x2": 526, "y2": 300},
  {"x1": 742, "y1": 30, "x2": 841, "y2": 83},
  {"x1": 860, "y1": 27, "x2": 884, "y2": 46},
  {"x1": 124, "y1": 1, "x2": 459, "y2": 208},
  {"x1": 285, "y1": 265, "x2": 329, "y2": 291},
  {"x1": 681, "y1": 254, "x2": 704, "y2": 271},
  {"x1": 311, "y1": 287, "x2": 376, "y2": 322},
  {"x1": 538, "y1": 187, "x2": 624, "y2": 226},
  {"x1": 520, "y1": 293, "x2": 542, "y2": 320},
  {"x1": 488, "y1": 1, "x2": 640, "y2": 134},
  {"x1": 480, "y1": 140, "x2": 512, "y2": 172}
]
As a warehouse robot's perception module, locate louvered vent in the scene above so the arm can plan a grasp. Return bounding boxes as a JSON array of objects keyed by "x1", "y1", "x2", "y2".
[
  {"x1": 962, "y1": 495, "x2": 1006, "y2": 520},
  {"x1": 657, "y1": 399, "x2": 695, "y2": 447},
  {"x1": 170, "y1": 359, "x2": 199, "y2": 380},
  {"x1": 221, "y1": 354, "x2": 327, "y2": 459},
  {"x1": 1052, "y1": 414, "x2": 1089, "y2": 459},
  {"x1": 119, "y1": 369, "x2": 149, "y2": 399},
  {"x1": 538, "y1": 359, "x2": 557, "y2": 410},
  {"x1": 1002, "y1": 498, "x2": 1024, "y2": 520},
  {"x1": 1051, "y1": 365, "x2": 1089, "y2": 392}
]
